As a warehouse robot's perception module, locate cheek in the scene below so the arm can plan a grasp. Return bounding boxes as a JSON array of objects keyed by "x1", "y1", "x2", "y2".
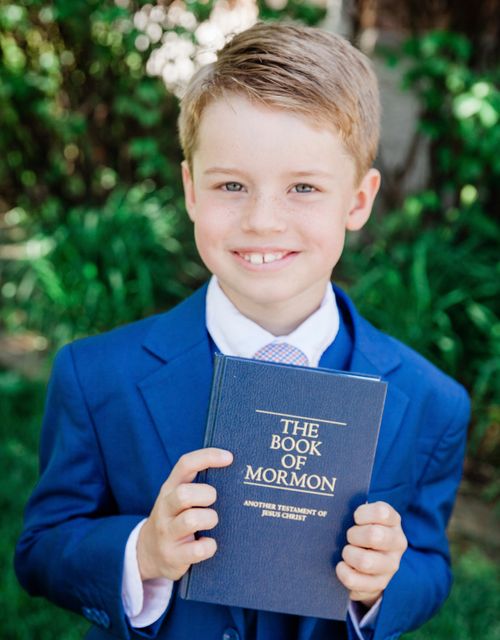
[
  {"x1": 193, "y1": 224, "x2": 212, "y2": 256},
  {"x1": 304, "y1": 218, "x2": 346, "y2": 248},
  {"x1": 193, "y1": 215, "x2": 227, "y2": 258},
  {"x1": 195, "y1": 206, "x2": 237, "y2": 238},
  {"x1": 314, "y1": 225, "x2": 347, "y2": 264}
]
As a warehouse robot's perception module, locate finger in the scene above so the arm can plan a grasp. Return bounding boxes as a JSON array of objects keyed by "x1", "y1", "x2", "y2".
[
  {"x1": 354, "y1": 502, "x2": 401, "y2": 527},
  {"x1": 341, "y1": 544, "x2": 397, "y2": 576},
  {"x1": 170, "y1": 508, "x2": 219, "y2": 539},
  {"x1": 165, "y1": 448, "x2": 233, "y2": 489},
  {"x1": 166, "y1": 483, "x2": 217, "y2": 515},
  {"x1": 175, "y1": 536, "x2": 218, "y2": 567},
  {"x1": 346, "y1": 524, "x2": 401, "y2": 552},
  {"x1": 335, "y1": 560, "x2": 388, "y2": 595}
]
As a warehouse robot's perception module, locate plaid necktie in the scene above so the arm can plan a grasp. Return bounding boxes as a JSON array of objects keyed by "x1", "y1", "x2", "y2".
[{"x1": 253, "y1": 342, "x2": 309, "y2": 367}]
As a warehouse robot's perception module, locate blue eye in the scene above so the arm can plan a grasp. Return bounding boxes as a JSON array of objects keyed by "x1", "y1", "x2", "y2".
[
  {"x1": 223, "y1": 182, "x2": 243, "y2": 192},
  {"x1": 293, "y1": 184, "x2": 315, "y2": 193}
]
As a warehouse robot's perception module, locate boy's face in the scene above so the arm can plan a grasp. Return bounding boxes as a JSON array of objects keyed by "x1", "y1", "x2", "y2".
[{"x1": 182, "y1": 94, "x2": 380, "y2": 332}]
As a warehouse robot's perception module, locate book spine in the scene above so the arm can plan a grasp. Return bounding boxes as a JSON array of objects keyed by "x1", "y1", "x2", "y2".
[
  {"x1": 179, "y1": 354, "x2": 226, "y2": 600},
  {"x1": 202, "y1": 354, "x2": 226, "y2": 451}
]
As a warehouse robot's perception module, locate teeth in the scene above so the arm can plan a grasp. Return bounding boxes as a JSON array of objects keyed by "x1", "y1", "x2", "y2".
[
  {"x1": 264, "y1": 252, "x2": 283, "y2": 263},
  {"x1": 249, "y1": 253, "x2": 264, "y2": 265},
  {"x1": 240, "y1": 252, "x2": 286, "y2": 264}
]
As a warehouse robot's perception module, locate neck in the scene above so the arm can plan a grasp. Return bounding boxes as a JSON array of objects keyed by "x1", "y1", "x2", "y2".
[
  {"x1": 219, "y1": 283, "x2": 329, "y2": 336},
  {"x1": 241, "y1": 307, "x2": 315, "y2": 336}
]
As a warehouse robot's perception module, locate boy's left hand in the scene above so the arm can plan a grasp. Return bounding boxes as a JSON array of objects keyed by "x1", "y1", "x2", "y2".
[{"x1": 336, "y1": 501, "x2": 408, "y2": 609}]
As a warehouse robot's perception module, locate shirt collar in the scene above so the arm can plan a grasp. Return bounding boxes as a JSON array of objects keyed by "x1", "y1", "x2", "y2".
[{"x1": 205, "y1": 276, "x2": 339, "y2": 367}]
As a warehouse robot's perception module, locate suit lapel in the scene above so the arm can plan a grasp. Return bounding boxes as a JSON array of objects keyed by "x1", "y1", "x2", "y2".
[
  {"x1": 138, "y1": 340, "x2": 214, "y2": 468},
  {"x1": 341, "y1": 286, "x2": 410, "y2": 490},
  {"x1": 137, "y1": 286, "x2": 214, "y2": 467}
]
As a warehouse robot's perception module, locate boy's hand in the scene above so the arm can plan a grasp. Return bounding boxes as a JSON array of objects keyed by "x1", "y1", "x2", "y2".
[
  {"x1": 336, "y1": 501, "x2": 408, "y2": 609},
  {"x1": 137, "y1": 448, "x2": 233, "y2": 582}
]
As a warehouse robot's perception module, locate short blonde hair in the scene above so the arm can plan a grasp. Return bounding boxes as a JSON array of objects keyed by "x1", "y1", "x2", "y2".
[{"x1": 178, "y1": 21, "x2": 380, "y2": 183}]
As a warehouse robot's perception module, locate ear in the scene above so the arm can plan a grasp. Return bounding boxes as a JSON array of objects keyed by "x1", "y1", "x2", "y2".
[
  {"x1": 181, "y1": 160, "x2": 196, "y2": 222},
  {"x1": 346, "y1": 168, "x2": 381, "y2": 231}
]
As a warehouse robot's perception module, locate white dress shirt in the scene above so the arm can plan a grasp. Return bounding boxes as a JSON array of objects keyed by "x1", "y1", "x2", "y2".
[
  {"x1": 206, "y1": 276, "x2": 339, "y2": 366},
  {"x1": 121, "y1": 276, "x2": 380, "y2": 636}
]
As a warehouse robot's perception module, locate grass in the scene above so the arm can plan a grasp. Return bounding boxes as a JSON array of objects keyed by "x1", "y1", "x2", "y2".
[
  {"x1": 0, "y1": 372, "x2": 88, "y2": 640},
  {"x1": 403, "y1": 547, "x2": 500, "y2": 640},
  {"x1": 1, "y1": 371, "x2": 498, "y2": 639}
]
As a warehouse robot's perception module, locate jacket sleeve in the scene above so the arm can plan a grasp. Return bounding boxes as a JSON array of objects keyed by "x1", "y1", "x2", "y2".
[
  {"x1": 365, "y1": 385, "x2": 471, "y2": 640},
  {"x1": 14, "y1": 344, "x2": 169, "y2": 639}
]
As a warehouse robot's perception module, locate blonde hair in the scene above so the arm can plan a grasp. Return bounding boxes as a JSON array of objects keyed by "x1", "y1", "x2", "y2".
[{"x1": 178, "y1": 21, "x2": 380, "y2": 183}]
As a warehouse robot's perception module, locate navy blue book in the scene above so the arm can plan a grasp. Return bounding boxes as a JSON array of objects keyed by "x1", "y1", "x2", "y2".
[{"x1": 180, "y1": 354, "x2": 387, "y2": 620}]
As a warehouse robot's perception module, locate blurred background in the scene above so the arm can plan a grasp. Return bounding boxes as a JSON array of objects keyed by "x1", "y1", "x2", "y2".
[{"x1": 0, "y1": 0, "x2": 498, "y2": 638}]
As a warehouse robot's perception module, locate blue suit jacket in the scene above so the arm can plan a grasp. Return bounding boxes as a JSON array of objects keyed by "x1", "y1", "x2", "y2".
[{"x1": 15, "y1": 284, "x2": 470, "y2": 640}]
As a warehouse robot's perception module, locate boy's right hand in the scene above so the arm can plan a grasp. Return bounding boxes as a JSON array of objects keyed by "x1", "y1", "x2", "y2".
[{"x1": 137, "y1": 448, "x2": 233, "y2": 582}]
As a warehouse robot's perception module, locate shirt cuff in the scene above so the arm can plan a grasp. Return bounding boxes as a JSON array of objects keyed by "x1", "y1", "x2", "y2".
[
  {"x1": 348, "y1": 597, "x2": 382, "y2": 639},
  {"x1": 121, "y1": 519, "x2": 174, "y2": 628}
]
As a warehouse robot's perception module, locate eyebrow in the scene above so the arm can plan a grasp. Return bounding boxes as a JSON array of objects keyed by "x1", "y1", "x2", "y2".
[
  {"x1": 203, "y1": 167, "x2": 246, "y2": 176},
  {"x1": 287, "y1": 170, "x2": 334, "y2": 179},
  {"x1": 203, "y1": 167, "x2": 334, "y2": 179}
]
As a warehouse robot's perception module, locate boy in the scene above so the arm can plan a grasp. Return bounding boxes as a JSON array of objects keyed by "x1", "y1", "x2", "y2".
[{"x1": 15, "y1": 21, "x2": 470, "y2": 640}]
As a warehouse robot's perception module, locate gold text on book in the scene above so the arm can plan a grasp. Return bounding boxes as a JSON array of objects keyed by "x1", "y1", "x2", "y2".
[{"x1": 243, "y1": 413, "x2": 339, "y2": 497}]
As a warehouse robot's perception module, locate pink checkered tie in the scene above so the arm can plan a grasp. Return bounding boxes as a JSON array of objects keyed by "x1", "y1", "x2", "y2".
[{"x1": 253, "y1": 342, "x2": 309, "y2": 366}]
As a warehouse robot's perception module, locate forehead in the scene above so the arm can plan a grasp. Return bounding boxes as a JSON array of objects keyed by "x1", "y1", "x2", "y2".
[
  {"x1": 197, "y1": 93, "x2": 335, "y2": 141},
  {"x1": 193, "y1": 94, "x2": 355, "y2": 179}
]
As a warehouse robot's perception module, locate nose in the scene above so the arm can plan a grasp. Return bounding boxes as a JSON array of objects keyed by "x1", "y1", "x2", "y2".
[{"x1": 240, "y1": 194, "x2": 287, "y2": 234}]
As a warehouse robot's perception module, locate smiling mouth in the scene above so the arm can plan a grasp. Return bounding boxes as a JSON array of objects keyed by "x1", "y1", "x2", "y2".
[{"x1": 234, "y1": 251, "x2": 293, "y2": 265}]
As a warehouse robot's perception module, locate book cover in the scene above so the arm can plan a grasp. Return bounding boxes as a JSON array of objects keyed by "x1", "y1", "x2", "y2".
[{"x1": 180, "y1": 354, "x2": 387, "y2": 620}]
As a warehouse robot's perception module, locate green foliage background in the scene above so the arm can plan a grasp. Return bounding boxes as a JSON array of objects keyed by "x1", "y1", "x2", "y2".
[{"x1": 0, "y1": 1, "x2": 498, "y2": 638}]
